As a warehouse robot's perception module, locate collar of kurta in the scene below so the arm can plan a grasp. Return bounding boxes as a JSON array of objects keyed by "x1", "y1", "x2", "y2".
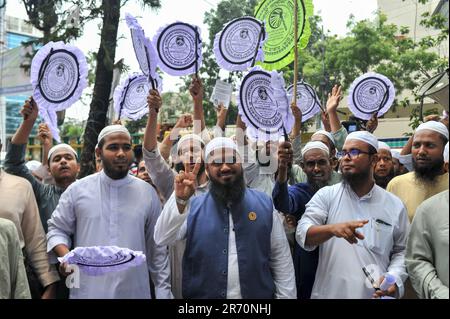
[
  {"x1": 344, "y1": 182, "x2": 377, "y2": 201},
  {"x1": 100, "y1": 170, "x2": 133, "y2": 187}
]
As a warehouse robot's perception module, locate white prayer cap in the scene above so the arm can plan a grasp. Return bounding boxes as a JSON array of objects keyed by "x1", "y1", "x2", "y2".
[
  {"x1": 301, "y1": 141, "x2": 330, "y2": 158},
  {"x1": 444, "y1": 142, "x2": 449, "y2": 163},
  {"x1": 48, "y1": 143, "x2": 78, "y2": 161},
  {"x1": 97, "y1": 125, "x2": 131, "y2": 145},
  {"x1": 391, "y1": 150, "x2": 401, "y2": 160},
  {"x1": 414, "y1": 121, "x2": 449, "y2": 140},
  {"x1": 378, "y1": 141, "x2": 391, "y2": 152},
  {"x1": 204, "y1": 137, "x2": 241, "y2": 162},
  {"x1": 176, "y1": 134, "x2": 205, "y2": 154},
  {"x1": 312, "y1": 130, "x2": 336, "y2": 147},
  {"x1": 25, "y1": 160, "x2": 42, "y2": 172},
  {"x1": 345, "y1": 131, "x2": 379, "y2": 151}
]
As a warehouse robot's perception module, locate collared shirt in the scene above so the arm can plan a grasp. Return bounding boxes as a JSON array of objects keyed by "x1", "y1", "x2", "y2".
[
  {"x1": 0, "y1": 169, "x2": 60, "y2": 288},
  {"x1": 406, "y1": 190, "x2": 449, "y2": 299},
  {"x1": 297, "y1": 182, "x2": 409, "y2": 299},
  {"x1": 0, "y1": 217, "x2": 31, "y2": 299},
  {"x1": 155, "y1": 192, "x2": 297, "y2": 299},
  {"x1": 47, "y1": 170, "x2": 171, "y2": 299},
  {"x1": 5, "y1": 143, "x2": 65, "y2": 232},
  {"x1": 387, "y1": 171, "x2": 449, "y2": 221}
]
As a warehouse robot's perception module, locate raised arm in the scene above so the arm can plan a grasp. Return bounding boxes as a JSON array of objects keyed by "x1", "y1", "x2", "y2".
[
  {"x1": 37, "y1": 123, "x2": 53, "y2": 167},
  {"x1": 143, "y1": 89, "x2": 162, "y2": 152},
  {"x1": 189, "y1": 76, "x2": 205, "y2": 134},
  {"x1": 159, "y1": 114, "x2": 193, "y2": 162},
  {"x1": 326, "y1": 85, "x2": 343, "y2": 133}
]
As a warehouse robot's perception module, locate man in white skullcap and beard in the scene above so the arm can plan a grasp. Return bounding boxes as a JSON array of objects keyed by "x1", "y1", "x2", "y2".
[
  {"x1": 154, "y1": 137, "x2": 296, "y2": 299},
  {"x1": 47, "y1": 125, "x2": 172, "y2": 299},
  {"x1": 373, "y1": 142, "x2": 396, "y2": 189},
  {"x1": 297, "y1": 131, "x2": 409, "y2": 299},
  {"x1": 387, "y1": 121, "x2": 449, "y2": 222},
  {"x1": 406, "y1": 142, "x2": 449, "y2": 299}
]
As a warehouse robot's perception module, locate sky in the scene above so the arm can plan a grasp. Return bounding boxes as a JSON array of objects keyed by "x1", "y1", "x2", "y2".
[{"x1": 5, "y1": 0, "x2": 378, "y2": 121}]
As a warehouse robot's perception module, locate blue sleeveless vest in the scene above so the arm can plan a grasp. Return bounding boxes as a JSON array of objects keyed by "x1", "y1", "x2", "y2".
[{"x1": 182, "y1": 188, "x2": 275, "y2": 299}]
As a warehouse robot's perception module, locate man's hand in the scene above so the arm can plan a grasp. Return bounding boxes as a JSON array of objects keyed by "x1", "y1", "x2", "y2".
[
  {"x1": 147, "y1": 89, "x2": 162, "y2": 113},
  {"x1": 366, "y1": 112, "x2": 379, "y2": 133},
  {"x1": 58, "y1": 262, "x2": 75, "y2": 278},
  {"x1": 41, "y1": 283, "x2": 57, "y2": 299},
  {"x1": 189, "y1": 76, "x2": 203, "y2": 104},
  {"x1": 330, "y1": 220, "x2": 368, "y2": 244},
  {"x1": 291, "y1": 102, "x2": 302, "y2": 124},
  {"x1": 174, "y1": 113, "x2": 193, "y2": 129},
  {"x1": 326, "y1": 85, "x2": 342, "y2": 113},
  {"x1": 216, "y1": 103, "x2": 228, "y2": 130},
  {"x1": 175, "y1": 159, "x2": 201, "y2": 203},
  {"x1": 321, "y1": 110, "x2": 332, "y2": 132},
  {"x1": 37, "y1": 123, "x2": 53, "y2": 146},
  {"x1": 284, "y1": 214, "x2": 297, "y2": 230},
  {"x1": 20, "y1": 96, "x2": 39, "y2": 122},
  {"x1": 277, "y1": 141, "x2": 293, "y2": 183},
  {"x1": 373, "y1": 276, "x2": 397, "y2": 299}
]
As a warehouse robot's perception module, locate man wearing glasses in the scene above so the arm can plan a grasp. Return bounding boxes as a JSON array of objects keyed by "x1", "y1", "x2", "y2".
[{"x1": 297, "y1": 131, "x2": 409, "y2": 299}]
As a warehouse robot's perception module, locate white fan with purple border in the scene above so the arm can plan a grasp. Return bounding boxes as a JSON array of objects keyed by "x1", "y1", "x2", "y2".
[
  {"x1": 287, "y1": 81, "x2": 322, "y2": 122},
  {"x1": 114, "y1": 73, "x2": 162, "y2": 121},
  {"x1": 153, "y1": 22, "x2": 202, "y2": 76},
  {"x1": 213, "y1": 16, "x2": 266, "y2": 72},
  {"x1": 31, "y1": 41, "x2": 88, "y2": 142},
  {"x1": 58, "y1": 246, "x2": 146, "y2": 276},
  {"x1": 348, "y1": 72, "x2": 396, "y2": 120},
  {"x1": 237, "y1": 66, "x2": 293, "y2": 141},
  {"x1": 125, "y1": 13, "x2": 159, "y2": 90}
]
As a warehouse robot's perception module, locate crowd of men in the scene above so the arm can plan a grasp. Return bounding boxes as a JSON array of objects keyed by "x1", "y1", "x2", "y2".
[{"x1": 0, "y1": 77, "x2": 448, "y2": 299}]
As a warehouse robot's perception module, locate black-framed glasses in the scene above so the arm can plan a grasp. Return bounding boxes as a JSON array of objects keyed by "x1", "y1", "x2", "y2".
[{"x1": 337, "y1": 149, "x2": 371, "y2": 159}]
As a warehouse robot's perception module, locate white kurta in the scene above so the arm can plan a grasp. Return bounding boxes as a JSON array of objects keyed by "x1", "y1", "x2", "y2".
[
  {"x1": 155, "y1": 193, "x2": 297, "y2": 299},
  {"x1": 47, "y1": 171, "x2": 172, "y2": 299},
  {"x1": 297, "y1": 182, "x2": 409, "y2": 299}
]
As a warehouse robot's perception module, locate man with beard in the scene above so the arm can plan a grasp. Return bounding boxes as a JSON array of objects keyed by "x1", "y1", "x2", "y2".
[
  {"x1": 373, "y1": 142, "x2": 396, "y2": 189},
  {"x1": 154, "y1": 137, "x2": 296, "y2": 299},
  {"x1": 297, "y1": 131, "x2": 409, "y2": 299},
  {"x1": 387, "y1": 121, "x2": 449, "y2": 222},
  {"x1": 273, "y1": 141, "x2": 333, "y2": 299},
  {"x1": 47, "y1": 125, "x2": 171, "y2": 299}
]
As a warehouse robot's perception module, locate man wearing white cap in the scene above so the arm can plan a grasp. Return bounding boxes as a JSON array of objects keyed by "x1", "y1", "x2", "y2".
[
  {"x1": 390, "y1": 150, "x2": 409, "y2": 176},
  {"x1": 155, "y1": 137, "x2": 296, "y2": 299},
  {"x1": 5, "y1": 99, "x2": 79, "y2": 233},
  {"x1": 373, "y1": 142, "x2": 396, "y2": 189},
  {"x1": 387, "y1": 121, "x2": 449, "y2": 222},
  {"x1": 405, "y1": 142, "x2": 449, "y2": 299},
  {"x1": 47, "y1": 125, "x2": 172, "y2": 299},
  {"x1": 297, "y1": 131, "x2": 409, "y2": 299},
  {"x1": 273, "y1": 140, "x2": 334, "y2": 298}
]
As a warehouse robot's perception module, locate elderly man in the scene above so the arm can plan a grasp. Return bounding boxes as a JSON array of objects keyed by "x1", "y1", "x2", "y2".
[
  {"x1": 47, "y1": 125, "x2": 171, "y2": 299},
  {"x1": 5, "y1": 98, "x2": 79, "y2": 232},
  {"x1": 374, "y1": 142, "x2": 396, "y2": 189},
  {"x1": 154, "y1": 137, "x2": 296, "y2": 299},
  {"x1": 387, "y1": 121, "x2": 449, "y2": 221},
  {"x1": 297, "y1": 131, "x2": 409, "y2": 299},
  {"x1": 273, "y1": 141, "x2": 334, "y2": 299},
  {"x1": 405, "y1": 142, "x2": 449, "y2": 299}
]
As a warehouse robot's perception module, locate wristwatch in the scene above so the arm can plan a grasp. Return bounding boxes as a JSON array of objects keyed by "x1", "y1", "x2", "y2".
[{"x1": 175, "y1": 196, "x2": 189, "y2": 206}]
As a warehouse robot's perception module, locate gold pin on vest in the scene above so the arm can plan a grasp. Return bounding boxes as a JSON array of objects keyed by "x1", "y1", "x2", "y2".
[{"x1": 248, "y1": 212, "x2": 257, "y2": 221}]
